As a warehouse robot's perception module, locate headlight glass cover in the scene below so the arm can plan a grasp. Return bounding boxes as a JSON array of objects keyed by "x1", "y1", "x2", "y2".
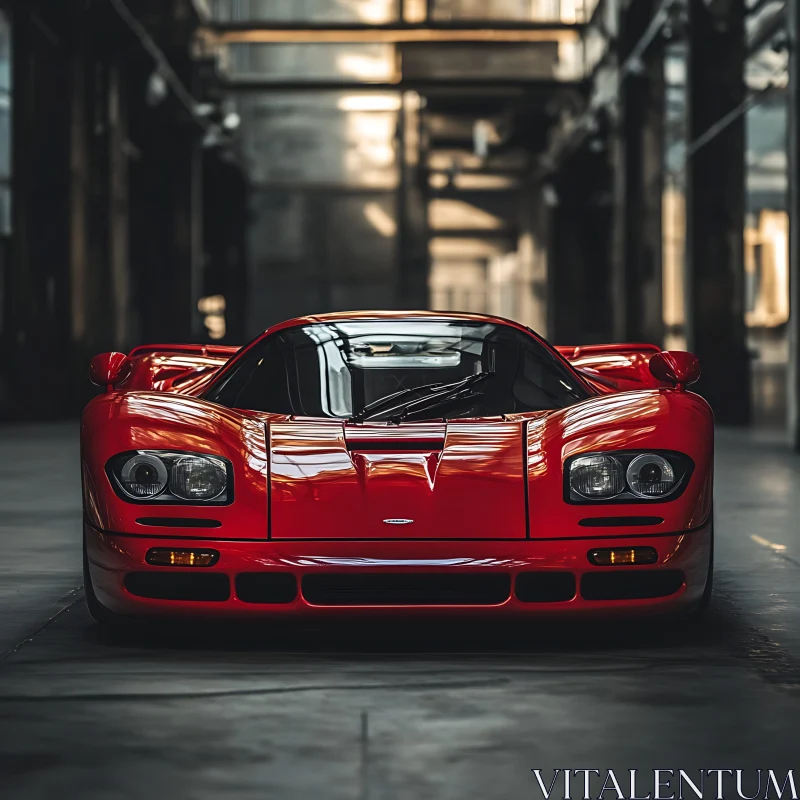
[
  {"x1": 107, "y1": 451, "x2": 232, "y2": 504},
  {"x1": 118, "y1": 453, "x2": 168, "y2": 498},
  {"x1": 569, "y1": 455, "x2": 625, "y2": 499},
  {"x1": 170, "y1": 456, "x2": 227, "y2": 501},
  {"x1": 565, "y1": 451, "x2": 692, "y2": 503},
  {"x1": 626, "y1": 454, "x2": 676, "y2": 498}
]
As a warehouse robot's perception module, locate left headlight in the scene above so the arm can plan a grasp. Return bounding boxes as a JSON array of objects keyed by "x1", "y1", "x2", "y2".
[
  {"x1": 106, "y1": 451, "x2": 233, "y2": 504},
  {"x1": 565, "y1": 450, "x2": 693, "y2": 504}
]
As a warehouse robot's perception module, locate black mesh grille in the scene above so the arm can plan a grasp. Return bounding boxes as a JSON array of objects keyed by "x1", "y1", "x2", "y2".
[
  {"x1": 125, "y1": 572, "x2": 230, "y2": 602},
  {"x1": 581, "y1": 570, "x2": 684, "y2": 601},
  {"x1": 302, "y1": 573, "x2": 511, "y2": 606},
  {"x1": 515, "y1": 572, "x2": 576, "y2": 603},
  {"x1": 236, "y1": 573, "x2": 298, "y2": 604}
]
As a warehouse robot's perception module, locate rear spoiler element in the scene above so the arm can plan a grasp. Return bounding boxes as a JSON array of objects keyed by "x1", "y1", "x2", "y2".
[
  {"x1": 123, "y1": 344, "x2": 241, "y2": 394},
  {"x1": 556, "y1": 343, "x2": 664, "y2": 392},
  {"x1": 128, "y1": 343, "x2": 240, "y2": 359}
]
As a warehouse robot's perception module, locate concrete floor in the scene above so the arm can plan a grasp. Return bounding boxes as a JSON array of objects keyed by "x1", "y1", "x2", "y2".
[{"x1": 1, "y1": 425, "x2": 800, "y2": 799}]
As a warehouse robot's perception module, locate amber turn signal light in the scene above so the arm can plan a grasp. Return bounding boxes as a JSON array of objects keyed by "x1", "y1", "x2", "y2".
[
  {"x1": 145, "y1": 548, "x2": 219, "y2": 567},
  {"x1": 588, "y1": 546, "x2": 658, "y2": 566}
]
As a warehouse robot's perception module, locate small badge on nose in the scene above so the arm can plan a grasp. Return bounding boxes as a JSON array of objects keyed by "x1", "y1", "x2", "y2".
[{"x1": 383, "y1": 519, "x2": 414, "y2": 525}]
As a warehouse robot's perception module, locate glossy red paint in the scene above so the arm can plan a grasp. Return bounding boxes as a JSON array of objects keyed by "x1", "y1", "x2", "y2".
[
  {"x1": 649, "y1": 351, "x2": 702, "y2": 390},
  {"x1": 89, "y1": 352, "x2": 132, "y2": 389},
  {"x1": 84, "y1": 521, "x2": 711, "y2": 619},
  {"x1": 128, "y1": 343, "x2": 240, "y2": 359},
  {"x1": 120, "y1": 350, "x2": 234, "y2": 393},
  {"x1": 271, "y1": 420, "x2": 527, "y2": 539},
  {"x1": 81, "y1": 312, "x2": 714, "y2": 621},
  {"x1": 556, "y1": 343, "x2": 666, "y2": 392}
]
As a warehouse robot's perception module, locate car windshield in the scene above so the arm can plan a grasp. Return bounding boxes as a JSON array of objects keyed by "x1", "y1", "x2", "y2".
[{"x1": 204, "y1": 320, "x2": 591, "y2": 420}]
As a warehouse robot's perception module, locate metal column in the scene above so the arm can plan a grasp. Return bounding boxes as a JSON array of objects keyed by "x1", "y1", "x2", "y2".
[
  {"x1": 612, "y1": 0, "x2": 665, "y2": 345},
  {"x1": 685, "y1": 0, "x2": 750, "y2": 424}
]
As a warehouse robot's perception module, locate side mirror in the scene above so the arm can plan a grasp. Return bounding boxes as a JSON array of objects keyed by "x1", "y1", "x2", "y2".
[
  {"x1": 89, "y1": 352, "x2": 132, "y2": 391},
  {"x1": 649, "y1": 351, "x2": 701, "y2": 391}
]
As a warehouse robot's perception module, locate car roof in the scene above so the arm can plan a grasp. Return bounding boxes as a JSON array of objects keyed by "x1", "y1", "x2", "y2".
[{"x1": 265, "y1": 310, "x2": 534, "y2": 337}]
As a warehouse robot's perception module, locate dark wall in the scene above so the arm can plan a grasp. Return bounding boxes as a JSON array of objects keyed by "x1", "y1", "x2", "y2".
[
  {"x1": 3, "y1": 1, "x2": 73, "y2": 418},
  {"x1": 548, "y1": 146, "x2": 615, "y2": 346},
  {"x1": 0, "y1": 0, "x2": 245, "y2": 419}
]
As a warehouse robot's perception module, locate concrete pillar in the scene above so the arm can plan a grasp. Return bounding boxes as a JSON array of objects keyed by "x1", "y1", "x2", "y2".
[
  {"x1": 397, "y1": 91, "x2": 430, "y2": 309},
  {"x1": 202, "y1": 151, "x2": 249, "y2": 344},
  {"x1": 611, "y1": 0, "x2": 665, "y2": 345},
  {"x1": 127, "y1": 49, "x2": 204, "y2": 344},
  {"x1": 548, "y1": 147, "x2": 614, "y2": 345},
  {"x1": 6, "y1": 1, "x2": 73, "y2": 418},
  {"x1": 686, "y1": 0, "x2": 750, "y2": 424}
]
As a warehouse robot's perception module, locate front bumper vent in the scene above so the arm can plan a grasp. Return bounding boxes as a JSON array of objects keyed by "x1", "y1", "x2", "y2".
[
  {"x1": 125, "y1": 572, "x2": 230, "y2": 602},
  {"x1": 236, "y1": 573, "x2": 298, "y2": 604},
  {"x1": 581, "y1": 570, "x2": 684, "y2": 601},
  {"x1": 302, "y1": 573, "x2": 511, "y2": 606},
  {"x1": 515, "y1": 572, "x2": 576, "y2": 603}
]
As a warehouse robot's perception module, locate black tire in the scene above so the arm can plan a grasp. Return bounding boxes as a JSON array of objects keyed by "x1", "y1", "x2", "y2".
[
  {"x1": 691, "y1": 515, "x2": 714, "y2": 617},
  {"x1": 83, "y1": 536, "x2": 127, "y2": 627}
]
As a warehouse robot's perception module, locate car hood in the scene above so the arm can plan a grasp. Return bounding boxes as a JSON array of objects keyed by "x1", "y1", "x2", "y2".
[
  {"x1": 270, "y1": 419, "x2": 529, "y2": 540},
  {"x1": 82, "y1": 389, "x2": 712, "y2": 541}
]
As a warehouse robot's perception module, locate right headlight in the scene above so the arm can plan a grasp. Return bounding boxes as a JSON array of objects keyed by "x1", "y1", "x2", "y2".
[
  {"x1": 625, "y1": 453, "x2": 676, "y2": 498},
  {"x1": 569, "y1": 455, "x2": 625, "y2": 500},
  {"x1": 565, "y1": 450, "x2": 693, "y2": 504},
  {"x1": 107, "y1": 450, "x2": 233, "y2": 505}
]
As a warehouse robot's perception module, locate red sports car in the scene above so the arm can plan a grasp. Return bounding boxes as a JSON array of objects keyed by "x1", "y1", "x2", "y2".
[{"x1": 81, "y1": 311, "x2": 713, "y2": 624}]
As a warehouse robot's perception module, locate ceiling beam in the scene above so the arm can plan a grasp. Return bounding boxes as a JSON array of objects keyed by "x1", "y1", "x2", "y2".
[
  {"x1": 428, "y1": 227, "x2": 519, "y2": 238},
  {"x1": 200, "y1": 23, "x2": 581, "y2": 45},
  {"x1": 220, "y1": 78, "x2": 581, "y2": 92}
]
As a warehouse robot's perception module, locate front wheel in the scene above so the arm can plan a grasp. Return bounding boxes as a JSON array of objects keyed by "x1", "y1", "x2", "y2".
[
  {"x1": 83, "y1": 536, "x2": 127, "y2": 627},
  {"x1": 690, "y1": 515, "x2": 714, "y2": 617}
]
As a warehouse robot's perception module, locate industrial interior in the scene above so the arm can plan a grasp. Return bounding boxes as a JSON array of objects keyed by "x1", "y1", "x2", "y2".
[{"x1": 0, "y1": 0, "x2": 799, "y2": 797}]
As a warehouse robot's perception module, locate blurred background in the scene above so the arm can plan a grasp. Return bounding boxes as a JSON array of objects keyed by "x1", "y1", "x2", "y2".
[{"x1": 0, "y1": 0, "x2": 794, "y2": 436}]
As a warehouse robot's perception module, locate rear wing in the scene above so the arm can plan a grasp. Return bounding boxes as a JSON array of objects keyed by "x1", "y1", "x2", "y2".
[
  {"x1": 556, "y1": 343, "x2": 664, "y2": 392},
  {"x1": 128, "y1": 343, "x2": 240, "y2": 359},
  {"x1": 124, "y1": 343, "x2": 241, "y2": 394}
]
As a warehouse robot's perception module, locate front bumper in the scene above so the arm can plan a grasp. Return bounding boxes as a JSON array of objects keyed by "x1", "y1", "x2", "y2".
[{"x1": 85, "y1": 522, "x2": 712, "y2": 619}]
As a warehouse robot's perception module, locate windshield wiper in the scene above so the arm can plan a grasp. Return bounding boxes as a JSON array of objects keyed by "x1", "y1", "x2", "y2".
[
  {"x1": 349, "y1": 378, "x2": 461, "y2": 423},
  {"x1": 388, "y1": 388, "x2": 486, "y2": 424},
  {"x1": 351, "y1": 373, "x2": 494, "y2": 424},
  {"x1": 354, "y1": 372, "x2": 493, "y2": 424}
]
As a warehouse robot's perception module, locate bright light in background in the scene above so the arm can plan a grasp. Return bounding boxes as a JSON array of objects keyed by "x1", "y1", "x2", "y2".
[
  {"x1": 557, "y1": 0, "x2": 579, "y2": 24},
  {"x1": 403, "y1": 0, "x2": 427, "y2": 21},
  {"x1": 198, "y1": 295, "x2": 227, "y2": 340},
  {"x1": 430, "y1": 238, "x2": 507, "y2": 259},
  {"x1": 745, "y1": 209, "x2": 789, "y2": 328},
  {"x1": 428, "y1": 199, "x2": 505, "y2": 230},
  {"x1": 428, "y1": 151, "x2": 486, "y2": 171},
  {"x1": 350, "y1": 0, "x2": 397, "y2": 23},
  {"x1": 336, "y1": 51, "x2": 397, "y2": 82},
  {"x1": 456, "y1": 174, "x2": 518, "y2": 190},
  {"x1": 223, "y1": 111, "x2": 241, "y2": 131},
  {"x1": 662, "y1": 184, "x2": 686, "y2": 350},
  {"x1": 429, "y1": 173, "x2": 519, "y2": 190},
  {"x1": 346, "y1": 111, "x2": 396, "y2": 169},
  {"x1": 338, "y1": 94, "x2": 402, "y2": 112},
  {"x1": 555, "y1": 40, "x2": 583, "y2": 81},
  {"x1": 363, "y1": 202, "x2": 397, "y2": 237}
]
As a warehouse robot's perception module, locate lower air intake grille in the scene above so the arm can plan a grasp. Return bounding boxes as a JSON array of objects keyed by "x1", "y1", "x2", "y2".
[
  {"x1": 236, "y1": 573, "x2": 298, "y2": 604},
  {"x1": 302, "y1": 573, "x2": 511, "y2": 606},
  {"x1": 581, "y1": 570, "x2": 684, "y2": 601},
  {"x1": 125, "y1": 573, "x2": 230, "y2": 602},
  {"x1": 515, "y1": 572, "x2": 576, "y2": 603}
]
